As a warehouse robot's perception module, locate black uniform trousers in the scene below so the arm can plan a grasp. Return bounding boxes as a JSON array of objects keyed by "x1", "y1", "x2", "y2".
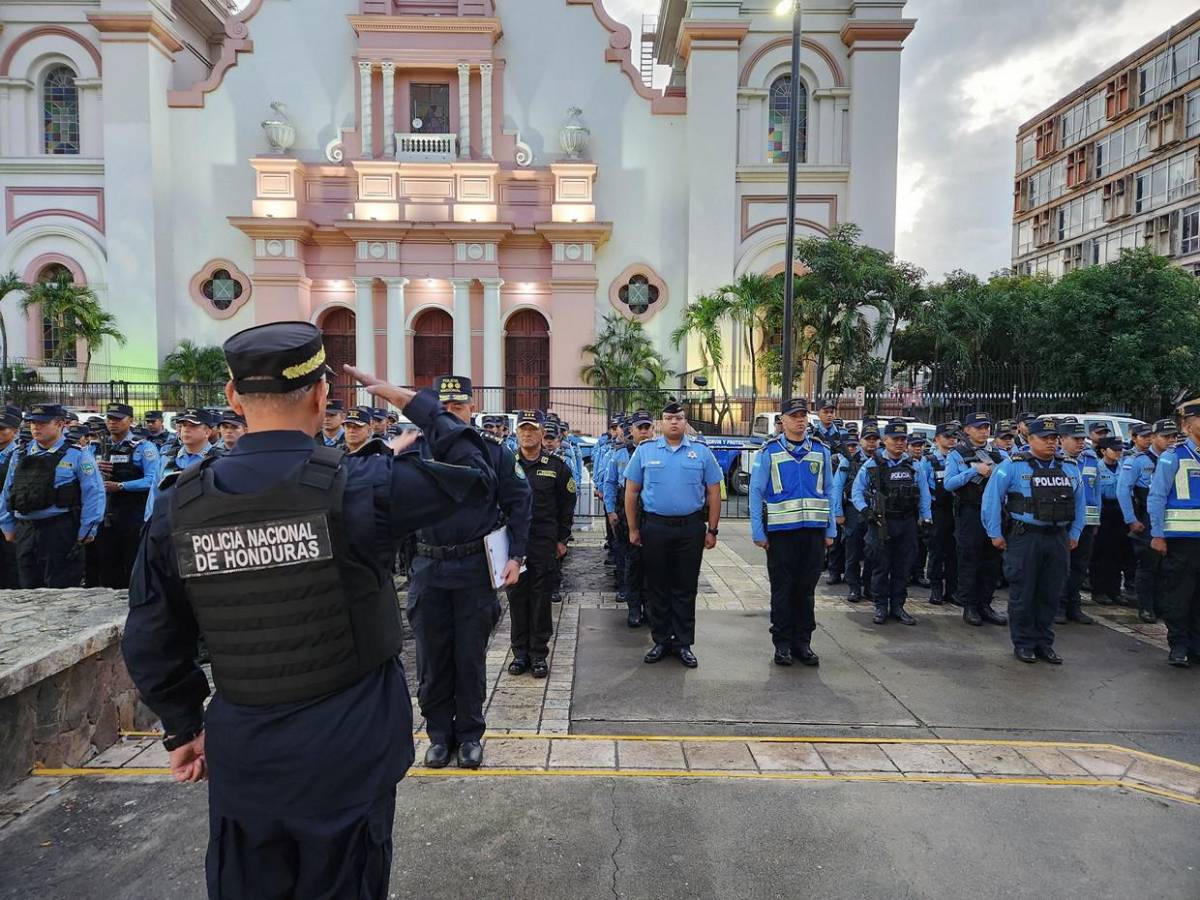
[
  {"x1": 866, "y1": 515, "x2": 918, "y2": 615},
  {"x1": 1129, "y1": 526, "x2": 1164, "y2": 617},
  {"x1": 1090, "y1": 500, "x2": 1130, "y2": 600},
  {"x1": 926, "y1": 502, "x2": 958, "y2": 599},
  {"x1": 0, "y1": 529, "x2": 19, "y2": 588},
  {"x1": 1005, "y1": 525, "x2": 1070, "y2": 651},
  {"x1": 97, "y1": 492, "x2": 147, "y2": 589},
  {"x1": 955, "y1": 503, "x2": 1001, "y2": 614},
  {"x1": 641, "y1": 513, "x2": 705, "y2": 647},
  {"x1": 1059, "y1": 524, "x2": 1095, "y2": 614},
  {"x1": 766, "y1": 528, "x2": 825, "y2": 650},
  {"x1": 843, "y1": 505, "x2": 872, "y2": 596},
  {"x1": 205, "y1": 789, "x2": 396, "y2": 900},
  {"x1": 611, "y1": 513, "x2": 628, "y2": 592},
  {"x1": 616, "y1": 508, "x2": 643, "y2": 615},
  {"x1": 1160, "y1": 539, "x2": 1200, "y2": 654},
  {"x1": 825, "y1": 523, "x2": 845, "y2": 578},
  {"x1": 508, "y1": 539, "x2": 556, "y2": 660},
  {"x1": 14, "y1": 514, "x2": 83, "y2": 588},
  {"x1": 407, "y1": 576, "x2": 501, "y2": 749}
]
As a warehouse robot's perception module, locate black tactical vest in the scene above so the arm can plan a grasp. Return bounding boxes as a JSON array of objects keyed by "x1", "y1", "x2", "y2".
[
  {"x1": 9, "y1": 444, "x2": 81, "y2": 515},
  {"x1": 1009, "y1": 455, "x2": 1076, "y2": 526},
  {"x1": 157, "y1": 444, "x2": 222, "y2": 492},
  {"x1": 875, "y1": 459, "x2": 919, "y2": 516},
  {"x1": 105, "y1": 438, "x2": 143, "y2": 482},
  {"x1": 168, "y1": 446, "x2": 402, "y2": 707},
  {"x1": 927, "y1": 452, "x2": 952, "y2": 509},
  {"x1": 843, "y1": 453, "x2": 867, "y2": 503},
  {"x1": 1132, "y1": 449, "x2": 1158, "y2": 519},
  {"x1": 953, "y1": 441, "x2": 1002, "y2": 506}
]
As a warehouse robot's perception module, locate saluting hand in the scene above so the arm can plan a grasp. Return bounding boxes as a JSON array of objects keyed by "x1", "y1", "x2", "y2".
[
  {"x1": 387, "y1": 431, "x2": 420, "y2": 455},
  {"x1": 344, "y1": 365, "x2": 416, "y2": 410}
]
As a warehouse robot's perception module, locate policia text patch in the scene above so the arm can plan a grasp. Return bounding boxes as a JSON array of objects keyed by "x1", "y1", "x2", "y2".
[{"x1": 175, "y1": 514, "x2": 334, "y2": 578}]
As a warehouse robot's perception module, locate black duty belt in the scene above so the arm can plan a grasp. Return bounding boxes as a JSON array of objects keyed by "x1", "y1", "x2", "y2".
[
  {"x1": 416, "y1": 541, "x2": 485, "y2": 560},
  {"x1": 1012, "y1": 521, "x2": 1066, "y2": 535},
  {"x1": 644, "y1": 511, "x2": 704, "y2": 527}
]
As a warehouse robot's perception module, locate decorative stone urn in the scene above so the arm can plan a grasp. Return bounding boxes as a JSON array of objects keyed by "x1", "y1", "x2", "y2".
[
  {"x1": 261, "y1": 101, "x2": 296, "y2": 154},
  {"x1": 559, "y1": 107, "x2": 590, "y2": 160}
]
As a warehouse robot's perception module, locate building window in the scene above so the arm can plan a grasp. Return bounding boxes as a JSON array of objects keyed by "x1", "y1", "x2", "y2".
[
  {"x1": 43, "y1": 66, "x2": 80, "y2": 155},
  {"x1": 1060, "y1": 91, "x2": 1104, "y2": 150},
  {"x1": 618, "y1": 274, "x2": 660, "y2": 314},
  {"x1": 36, "y1": 264, "x2": 78, "y2": 365},
  {"x1": 767, "y1": 75, "x2": 807, "y2": 164},
  {"x1": 1183, "y1": 204, "x2": 1200, "y2": 256},
  {"x1": 188, "y1": 259, "x2": 252, "y2": 320},
  {"x1": 1186, "y1": 88, "x2": 1200, "y2": 139},
  {"x1": 608, "y1": 264, "x2": 669, "y2": 322},
  {"x1": 1017, "y1": 135, "x2": 1036, "y2": 173},
  {"x1": 202, "y1": 269, "x2": 243, "y2": 311},
  {"x1": 1095, "y1": 116, "x2": 1148, "y2": 179},
  {"x1": 410, "y1": 83, "x2": 449, "y2": 134}
]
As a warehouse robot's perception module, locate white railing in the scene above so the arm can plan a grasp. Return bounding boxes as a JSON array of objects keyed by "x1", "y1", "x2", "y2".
[{"x1": 395, "y1": 133, "x2": 458, "y2": 162}]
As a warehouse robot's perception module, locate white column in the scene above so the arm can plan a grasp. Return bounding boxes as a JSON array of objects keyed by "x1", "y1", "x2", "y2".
[
  {"x1": 480, "y1": 277, "x2": 504, "y2": 387},
  {"x1": 382, "y1": 277, "x2": 408, "y2": 386},
  {"x1": 353, "y1": 277, "x2": 377, "y2": 377},
  {"x1": 457, "y1": 63, "x2": 471, "y2": 159},
  {"x1": 480, "y1": 62, "x2": 493, "y2": 160},
  {"x1": 450, "y1": 277, "x2": 473, "y2": 378},
  {"x1": 380, "y1": 61, "x2": 395, "y2": 159},
  {"x1": 0, "y1": 81, "x2": 12, "y2": 157},
  {"x1": 358, "y1": 61, "x2": 374, "y2": 159},
  {"x1": 76, "y1": 79, "x2": 104, "y2": 158}
]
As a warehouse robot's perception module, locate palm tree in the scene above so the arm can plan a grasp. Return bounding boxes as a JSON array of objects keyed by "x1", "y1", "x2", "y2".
[
  {"x1": 161, "y1": 339, "x2": 229, "y2": 383},
  {"x1": 0, "y1": 272, "x2": 27, "y2": 398},
  {"x1": 717, "y1": 272, "x2": 781, "y2": 426},
  {"x1": 671, "y1": 291, "x2": 735, "y2": 429},
  {"x1": 20, "y1": 269, "x2": 126, "y2": 383},
  {"x1": 581, "y1": 314, "x2": 673, "y2": 414}
]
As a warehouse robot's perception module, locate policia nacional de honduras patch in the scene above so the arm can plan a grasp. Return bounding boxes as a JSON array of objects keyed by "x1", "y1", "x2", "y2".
[{"x1": 174, "y1": 514, "x2": 334, "y2": 578}]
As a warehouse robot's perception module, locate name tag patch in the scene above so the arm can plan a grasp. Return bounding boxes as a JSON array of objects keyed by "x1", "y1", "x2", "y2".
[{"x1": 175, "y1": 514, "x2": 333, "y2": 578}]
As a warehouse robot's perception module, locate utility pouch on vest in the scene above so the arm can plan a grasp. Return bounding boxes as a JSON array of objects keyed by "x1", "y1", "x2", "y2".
[{"x1": 10, "y1": 447, "x2": 79, "y2": 514}]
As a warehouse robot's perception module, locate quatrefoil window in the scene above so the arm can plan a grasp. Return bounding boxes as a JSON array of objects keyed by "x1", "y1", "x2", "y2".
[
  {"x1": 202, "y1": 269, "x2": 243, "y2": 311},
  {"x1": 619, "y1": 275, "x2": 660, "y2": 314}
]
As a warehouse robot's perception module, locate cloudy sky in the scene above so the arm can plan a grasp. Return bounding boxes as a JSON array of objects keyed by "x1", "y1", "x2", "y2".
[{"x1": 606, "y1": 0, "x2": 1198, "y2": 280}]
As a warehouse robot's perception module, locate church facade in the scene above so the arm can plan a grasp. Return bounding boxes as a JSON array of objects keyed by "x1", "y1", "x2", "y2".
[{"x1": 0, "y1": 0, "x2": 912, "y2": 405}]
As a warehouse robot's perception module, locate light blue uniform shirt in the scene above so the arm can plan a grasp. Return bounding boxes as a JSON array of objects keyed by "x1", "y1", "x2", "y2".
[
  {"x1": 1096, "y1": 459, "x2": 1121, "y2": 502},
  {"x1": 981, "y1": 454, "x2": 1086, "y2": 542},
  {"x1": 944, "y1": 443, "x2": 1008, "y2": 494},
  {"x1": 623, "y1": 434, "x2": 723, "y2": 516},
  {"x1": 105, "y1": 435, "x2": 159, "y2": 493},
  {"x1": 319, "y1": 428, "x2": 345, "y2": 447},
  {"x1": 1117, "y1": 449, "x2": 1157, "y2": 524},
  {"x1": 144, "y1": 443, "x2": 216, "y2": 521},
  {"x1": 850, "y1": 453, "x2": 933, "y2": 521},
  {"x1": 830, "y1": 449, "x2": 871, "y2": 518},
  {"x1": 603, "y1": 444, "x2": 632, "y2": 514},
  {"x1": 1148, "y1": 438, "x2": 1200, "y2": 539},
  {"x1": 748, "y1": 436, "x2": 837, "y2": 542},
  {"x1": 0, "y1": 436, "x2": 106, "y2": 539}
]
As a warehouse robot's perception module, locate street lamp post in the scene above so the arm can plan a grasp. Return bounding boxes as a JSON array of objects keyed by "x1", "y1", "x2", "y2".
[{"x1": 777, "y1": 0, "x2": 802, "y2": 404}]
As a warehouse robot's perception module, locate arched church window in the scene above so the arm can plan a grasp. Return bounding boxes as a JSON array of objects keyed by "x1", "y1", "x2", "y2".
[
  {"x1": 43, "y1": 66, "x2": 80, "y2": 155},
  {"x1": 768, "y1": 75, "x2": 807, "y2": 164}
]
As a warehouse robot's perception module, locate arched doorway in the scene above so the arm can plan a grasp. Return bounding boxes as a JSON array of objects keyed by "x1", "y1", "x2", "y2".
[
  {"x1": 412, "y1": 308, "x2": 453, "y2": 391},
  {"x1": 319, "y1": 306, "x2": 355, "y2": 406},
  {"x1": 504, "y1": 309, "x2": 549, "y2": 412}
]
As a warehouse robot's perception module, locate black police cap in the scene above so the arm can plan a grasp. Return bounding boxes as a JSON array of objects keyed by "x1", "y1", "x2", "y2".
[
  {"x1": 325, "y1": 399, "x2": 345, "y2": 413},
  {"x1": 1097, "y1": 435, "x2": 1124, "y2": 451},
  {"x1": 105, "y1": 402, "x2": 134, "y2": 419},
  {"x1": 662, "y1": 401, "x2": 684, "y2": 416},
  {"x1": 1028, "y1": 416, "x2": 1059, "y2": 437},
  {"x1": 1130, "y1": 423, "x2": 1152, "y2": 437},
  {"x1": 0, "y1": 405, "x2": 21, "y2": 429},
  {"x1": 630, "y1": 410, "x2": 654, "y2": 426},
  {"x1": 1058, "y1": 420, "x2": 1086, "y2": 438},
  {"x1": 145, "y1": 410, "x2": 164, "y2": 421},
  {"x1": 24, "y1": 404, "x2": 67, "y2": 422},
  {"x1": 781, "y1": 397, "x2": 809, "y2": 416},
  {"x1": 436, "y1": 376, "x2": 472, "y2": 402},
  {"x1": 174, "y1": 407, "x2": 210, "y2": 426},
  {"x1": 1152, "y1": 418, "x2": 1180, "y2": 436},
  {"x1": 218, "y1": 409, "x2": 246, "y2": 426},
  {"x1": 345, "y1": 406, "x2": 373, "y2": 426},
  {"x1": 224, "y1": 321, "x2": 334, "y2": 394},
  {"x1": 516, "y1": 410, "x2": 544, "y2": 428}
]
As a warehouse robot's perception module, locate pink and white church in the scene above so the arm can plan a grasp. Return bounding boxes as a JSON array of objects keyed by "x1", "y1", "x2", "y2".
[{"x1": 0, "y1": 0, "x2": 912, "y2": 402}]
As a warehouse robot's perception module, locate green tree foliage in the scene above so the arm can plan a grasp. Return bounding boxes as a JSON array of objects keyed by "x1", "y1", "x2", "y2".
[
  {"x1": 160, "y1": 339, "x2": 229, "y2": 384},
  {"x1": 20, "y1": 268, "x2": 126, "y2": 382},
  {"x1": 581, "y1": 314, "x2": 673, "y2": 413}
]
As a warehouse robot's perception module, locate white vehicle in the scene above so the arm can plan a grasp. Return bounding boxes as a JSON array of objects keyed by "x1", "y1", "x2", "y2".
[{"x1": 1060, "y1": 413, "x2": 1146, "y2": 442}]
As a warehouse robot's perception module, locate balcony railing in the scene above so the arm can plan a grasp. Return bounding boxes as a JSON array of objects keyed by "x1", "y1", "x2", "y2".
[{"x1": 395, "y1": 133, "x2": 458, "y2": 162}]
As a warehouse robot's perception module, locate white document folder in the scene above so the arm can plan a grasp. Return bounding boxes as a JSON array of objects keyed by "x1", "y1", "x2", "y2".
[{"x1": 483, "y1": 526, "x2": 525, "y2": 589}]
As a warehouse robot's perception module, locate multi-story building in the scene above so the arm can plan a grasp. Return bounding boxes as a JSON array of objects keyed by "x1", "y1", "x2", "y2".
[
  {"x1": 1012, "y1": 10, "x2": 1200, "y2": 279},
  {"x1": 0, "y1": 0, "x2": 911, "y2": 408}
]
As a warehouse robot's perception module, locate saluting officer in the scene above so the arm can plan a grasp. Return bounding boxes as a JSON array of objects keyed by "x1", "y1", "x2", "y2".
[
  {"x1": 925, "y1": 423, "x2": 959, "y2": 605},
  {"x1": 0, "y1": 404, "x2": 105, "y2": 588},
  {"x1": 144, "y1": 408, "x2": 223, "y2": 522},
  {"x1": 946, "y1": 412, "x2": 1008, "y2": 627},
  {"x1": 97, "y1": 402, "x2": 158, "y2": 588},
  {"x1": 1147, "y1": 401, "x2": 1200, "y2": 667},
  {"x1": 832, "y1": 424, "x2": 880, "y2": 603},
  {"x1": 216, "y1": 409, "x2": 246, "y2": 452},
  {"x1": 122, "y1": 322, "x2": 493, "y2": 898},
  {"x1": 508, "y1": 411, "x2": 575, "y2": 678},
  {"x1": 1119, "y1": 422, "x2": 1167, "y2": 623},
  {"x1": 983, "y1": 415, "x2": 1085, "y2": 664},
  {"x1": 410, "y1": 375, "x2": 531, "y2": 771},
  {"x1": 750, "y1": 398, "x2": 836, "y2": 666},
  {"x1": 0, "y1": 406, "x2": 23, "y2": 587},
  {"x1": 1056, "y1": 419, "x2": 1098, "y2": 624},
  {"x1": 143, "y1": 410, "x2": 171, "y2": 449},
  {"x1": 624, "y1": 401, "x2": 723, "y2": 668},
  {"x1": 606, "y1": 412, "x2": 655, "y2": 626},
  {"x1": 316, "y1": 398, "x2": 346, "y2": 447},
  {"x1": 851, "y1": 420, "x2": 932, "y2": 626}
]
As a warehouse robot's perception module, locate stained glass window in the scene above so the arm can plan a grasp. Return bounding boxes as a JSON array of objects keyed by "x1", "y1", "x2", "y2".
[
  {"x1": 618, "y1": 274, "x2": 659, "y2": 315},
  {"x1": 202, "y1": 270, "x2": 244, "y2": 311},
  {"x1": 43, "y1": 66, "x2": 80, "y2": 155},
  {"x1": 768, "y1": 75, "x2": 807, "y2": 164}
]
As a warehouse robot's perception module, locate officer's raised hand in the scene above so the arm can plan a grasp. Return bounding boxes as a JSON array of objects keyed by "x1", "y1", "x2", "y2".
[
  {"x1": 973, "y1": 461, "x2": 993, "y2": 477},
  {"x1": 343, "y1": 365, "x2": 416, "y2": 409}
]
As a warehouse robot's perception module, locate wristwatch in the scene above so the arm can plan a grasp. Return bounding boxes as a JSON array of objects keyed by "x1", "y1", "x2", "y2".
[
  {"x1": 510, "y1": 556, "x2": 526, "y2": 566},
  {"x1": 707, "y1": 526, "x2": 719, "y2": 536}
]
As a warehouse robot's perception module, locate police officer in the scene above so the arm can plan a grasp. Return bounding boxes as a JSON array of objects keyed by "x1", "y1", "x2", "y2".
[
  {"x1": 824, "y1": 424, "x2": 859, "y2": 587},
  {"x1": 316, "y1": 398, "x2": 346, "y2": 447},
  {"x1": 0, "y1": 406, "x2": 23, "y2": 587},
  {"x1": 946, "y1": 412, "x2": 1008, "y2": 627},
  {"x1": 624, "y1": 401, "x2": 723, "y2": 667},
  {"x1": 983, "y1": 415, "x2": 1085, "y2": 664},
  {"x1": 1057, "y1": 419, "x2": 1098, "y2": 624},
  {"x1": 370, "y1": 407, "x2": 388, "y2": 438},
  {"x1": 925, "y1": 423, "x2": 959, "y2": 605},
  {"x1": 1090, "y1": 435, "x2": 1129, "y2": 605},
  {"x1": 480, "y1": 414, "x2": 503, "y2": 440},
  {"x1": 0, "y1": 404, "x2": 105, "y2": 588},
  {"x1": 216, "y1": 409, "x2": 246, "y2": 452},
  {"x1": 411, "y1": 375, "x2": 531, "y2": 770},
  {"x1": 606, "y1": 412, "x2": 655, "y2": 626},
  {"x1": 595, "y1": 415, "x2": 621, "y2": 563},
  {"x1": 122, "y1": 323, "x2": 494, "y2": 898},
  {"x1": 851, "y1": 420, "x2": 932, "y2": 626},
  {"x1": 750, "y1": 398, "x2": 836, "y2": 665},
  {"x1": 539, "y1": 419, "x2": 569, "y2": 602},
  {"x1": 143, "y1": 410, "x2": 171, "y2": 449},
  {"x1": 832, "y1": 424, "x2": 880, "y2": 603},
  {"x1": 1147, "y1": 401, "x2": 1200, "y2": 666},
  {"x1": 1119, "y1": 422, "x2": 1167, "y2": 623},
  {"x1": 145, "y1": 408, "x2": 223, "y2": 521},
  {"x1": 96, "y1": 401, "x2": 158, "y2": 589},
  {"x1": 992, "y1": 420, "x2": 1017, "y2": 456},
  {"x1": 810, "y1": 399, "x2": 841, "y2": 449},
  {"x1": 508, "y1": 411, "x2": 574, "y2": 678},
  {"x1": 908, "y1": 435, "x2": 932, "y2": 588},
  {"x1": 338, "y1": 405, "x2": 384, "y2": 456}
]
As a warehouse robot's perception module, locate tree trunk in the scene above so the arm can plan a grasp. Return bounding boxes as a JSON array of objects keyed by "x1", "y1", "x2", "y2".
[{"x1": 0, "y1": 312, "x2": 8, "y2": 400}]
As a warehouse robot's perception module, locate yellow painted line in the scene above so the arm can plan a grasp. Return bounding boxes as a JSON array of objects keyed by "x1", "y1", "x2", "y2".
[
  {"x1": 35, "y1": 768, "x2": 173, "y2": 777},
  {"x1": 118, "y1": 730, "x2": 164, "y2": 738}
]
